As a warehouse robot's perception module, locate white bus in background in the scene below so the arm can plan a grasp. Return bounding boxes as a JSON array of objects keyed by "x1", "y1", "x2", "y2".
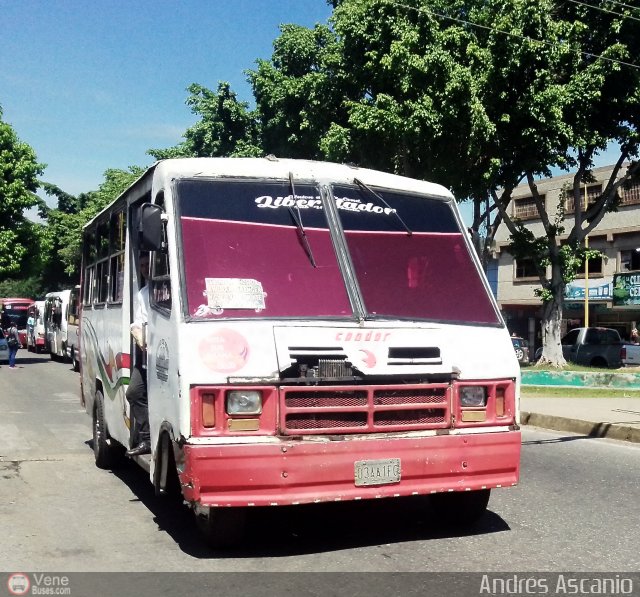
[
  {"x1": 44, "y1": 290, "x2": 70, "y2": 361},
  {"x1": 66, "y1": 285, "x2": 81, "y2": 371},
  {"x1": 44, "y1": 286, "x2": 81, "y2": 369},
  {"x1": 27, "y1": 300, "x2": 47, "y2": 353},
  {"x1": 44, "y1": 287, "x2": 79, "y2": 368},
  {"x1": 80, "y1": 157, "x2": 521, "y2": 548}
]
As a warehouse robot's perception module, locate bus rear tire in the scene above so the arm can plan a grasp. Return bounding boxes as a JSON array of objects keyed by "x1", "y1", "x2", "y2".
[
  {"x1": 195, "y1": 507, "x2": 247, "y2": 549},
  {"x1": 430, "y1": 488, "x2": 491, "y2": 526},
  {"x1": 93, "y1": 390, "x2": 123, "y2": 469}
]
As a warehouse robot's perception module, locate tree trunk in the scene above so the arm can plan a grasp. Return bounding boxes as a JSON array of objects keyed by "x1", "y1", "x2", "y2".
[{"x1": 538, "y1": 272, "x2": 567, "y2": 368}]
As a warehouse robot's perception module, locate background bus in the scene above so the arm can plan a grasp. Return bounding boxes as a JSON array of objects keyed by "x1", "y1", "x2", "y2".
[
  {"x1": 27, "y1": 300, "x2": 47, "y2": 353},
  {"x1": 44, "y1": 290, "x2": 71, "y2": 362},
  {"x1": 0, "y1": 297, "x2": 34, "y2": 346},
  {"x1": 66, "y1": 285, "x2": 81, "y2": 371},
  {"x1": 44, "y1": 287, "x2": 81, "y2": 370}
]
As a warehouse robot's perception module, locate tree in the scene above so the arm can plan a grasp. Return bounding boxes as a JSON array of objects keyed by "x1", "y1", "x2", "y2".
[
  {"x1": 249, "y1": 23, "x2": 349, "y2": 159},
  {"x1": 0, "y1": 106, "x2": 45, "y2": 278},
  {"x1": 247, "y1": 0, "x2": 640, "y2": 367},
  {"x1": 479, "y1": 0, "x2": 640, "y2": 366},
  {"x1": 149, "y1": 82, "x2": 262, "y2": 160},
  {"x1": 42, "y1": 167, "x2": 145, "y2": 279}
]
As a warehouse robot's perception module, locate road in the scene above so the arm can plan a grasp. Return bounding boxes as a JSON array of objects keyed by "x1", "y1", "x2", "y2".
[{"x1": 1, "y1": 352, "x2": 639, "y2": 575}]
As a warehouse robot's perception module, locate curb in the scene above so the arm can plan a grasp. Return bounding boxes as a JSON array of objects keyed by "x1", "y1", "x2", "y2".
[
  {"x1": 521, "y1": 369, "x2": 640, "y2": 389},
  {"x1": 521, "y1": 411, "x2": 640, "y2": 443}
]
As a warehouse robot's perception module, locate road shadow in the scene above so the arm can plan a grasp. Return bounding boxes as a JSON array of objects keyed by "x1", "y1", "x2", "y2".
[
  {"x1": 10, "y1": 355, "x2": 79, "y2": 373},
  {"x1": 96, "y1": 446, "x2": 511, "y2": 559},
  {"x1": 4, "y1": 358, "x2": 52, "y2": 366},
  {"x1": 523, "y1": 434, "x2": 599, "y2": 445},
  {"x1": 523, "y1": 425, "x2": 639, "y2": 445}
]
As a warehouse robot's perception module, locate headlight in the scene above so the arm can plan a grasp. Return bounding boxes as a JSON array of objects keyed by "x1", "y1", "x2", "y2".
[
  {"x1": 460, "y1": 386, "x2": 487, "y2": 407},
  {"x1": 226, "y1": 390, "x2": 262, "y2": 415}
]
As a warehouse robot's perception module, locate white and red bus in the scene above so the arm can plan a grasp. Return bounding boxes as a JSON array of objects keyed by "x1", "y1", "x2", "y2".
[
  {"x1": 26, "y1": 300, "x2": 47, "y2": 353},
  {"x1": 80, "y1": 158, "x2": 521, "y2": 547},
  {"x1": 44, "y1": 286, "x2": 81, "y2": 370},
  {"x1": 1, "y1": 297, "x2": 34, "y2": 346}
]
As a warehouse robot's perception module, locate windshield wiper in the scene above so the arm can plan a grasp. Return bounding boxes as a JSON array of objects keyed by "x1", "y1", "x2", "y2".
[
  {"x1": 289, "y1": 172, "x2": 317, "y2": 268},
  {"x1": 353, "y1": 177, "x2": 412, "y2": 235}
]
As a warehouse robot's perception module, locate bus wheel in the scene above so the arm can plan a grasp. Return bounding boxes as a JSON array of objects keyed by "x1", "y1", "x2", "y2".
[
  {"x1": 195, "y1": 506, "x2": 247, "y2": 549},
  {"x1": 93, "y1": 390, "x2": 122, "y2": 469},
  {"x1": 429, "y1": 489, "x2": 491, "y2": 526}
]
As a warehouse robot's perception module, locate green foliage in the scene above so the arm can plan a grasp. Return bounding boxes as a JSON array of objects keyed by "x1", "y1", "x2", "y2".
[
  {"x1": 149, "y1": 82, "x2": 262, "y2": 159},
  {"x1": 0, "y1": 107, "x2": 45, "y2": 276},
  {"x1": 40, "y1": 166, "x2": 145, "y2": 280},
  {"x1": 0, "y1": 276, "x2": 44, "y2": 299},
  {"x1": 249, "y1": 23, "x2": 348, "y2": 160}
]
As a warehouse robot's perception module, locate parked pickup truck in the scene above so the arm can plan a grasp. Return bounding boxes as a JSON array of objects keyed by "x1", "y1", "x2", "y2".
[
  {"x1": 561, "y1": 327, "x2": 627, "y2": 369},
  {"x1": 621, "y1": 343, "x2": 640, "y2": 367}
]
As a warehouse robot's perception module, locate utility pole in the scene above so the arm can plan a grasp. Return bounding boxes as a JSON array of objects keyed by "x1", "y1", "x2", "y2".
[{"x1": 584, "y1": 182, "x2": 589, "y2": 328}]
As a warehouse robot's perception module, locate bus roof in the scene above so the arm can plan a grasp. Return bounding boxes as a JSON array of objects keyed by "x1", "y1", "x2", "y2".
[
  {"x1": 0, "y1": 297, "x2": 34, "y2": 305},
  {"x1": 84, "y1": 157, "x2": 455, "y2": 229}
]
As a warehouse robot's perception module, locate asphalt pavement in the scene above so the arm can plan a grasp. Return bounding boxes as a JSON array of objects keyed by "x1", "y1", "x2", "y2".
[{"x1": 521, "y1": 394, "x2": 640, "y2": 443}]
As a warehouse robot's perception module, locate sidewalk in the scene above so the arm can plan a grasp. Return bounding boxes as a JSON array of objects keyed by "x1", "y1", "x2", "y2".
[{"x1": 520, "y1": 395, "x2": 640, "y2": 443}]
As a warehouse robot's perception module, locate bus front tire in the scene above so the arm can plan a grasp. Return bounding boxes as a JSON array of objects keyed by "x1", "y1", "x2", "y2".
[
  {"x1": 93, "y1": 390, "x2": 123, "y2": 469},
  {"x1": 195, "y1": 507, "x2": 247, "y2": 549},
  {"x1": 429, "y1": 488, "x2": 491, "y2": 526}
]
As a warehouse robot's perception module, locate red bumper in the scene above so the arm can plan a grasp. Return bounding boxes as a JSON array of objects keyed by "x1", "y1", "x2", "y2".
[{"x1": 180, "y1": 430, "x2": 521, "y2": 507}]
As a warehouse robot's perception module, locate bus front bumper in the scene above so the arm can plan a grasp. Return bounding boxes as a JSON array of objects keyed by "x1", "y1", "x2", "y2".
[{"x1": 179, "y1": 430, "x2": 521, "y2": 507}]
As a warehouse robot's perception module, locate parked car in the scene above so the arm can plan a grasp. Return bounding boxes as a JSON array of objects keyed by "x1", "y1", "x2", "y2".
[
  {"x1": 0, "y1": 328, "x2": 8, "y2": 363},
  {"x1": 511, "y1": 336, "x2": 530, "y2": 364},
  {"x1": 621, "y1": 343, "x2": 640, "y2": 367},
  {"x1": 562, "y1": 327, "x2": 625, "y2": 368}
]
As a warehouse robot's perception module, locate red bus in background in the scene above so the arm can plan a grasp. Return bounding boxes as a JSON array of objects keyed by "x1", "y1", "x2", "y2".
[{"x1": 0, "y1": 297, "x2": 35, "y2": 346}]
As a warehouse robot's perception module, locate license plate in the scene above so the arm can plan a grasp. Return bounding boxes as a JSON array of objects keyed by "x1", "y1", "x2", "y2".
[{"x1": 354, "y1": 458, "x2": 401, "y2": 487}]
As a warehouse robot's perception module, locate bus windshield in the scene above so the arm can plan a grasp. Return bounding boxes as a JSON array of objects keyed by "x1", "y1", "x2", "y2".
[
  {"x1": 331, "y1": 184, "x2": 501, "y2": 325},
  {"x1": 1, "y1": 300, "x2": 32, "y2": 329},
  {"x1": 176, "y1": 178, "x2": 500, "y2": 324},
  {"x1": 178, "y1": 178, "x2": 352, "y2": 319}
]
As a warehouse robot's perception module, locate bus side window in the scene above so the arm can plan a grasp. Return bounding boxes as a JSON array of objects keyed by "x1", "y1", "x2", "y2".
[
  {"x1": 97, "y1": 260, "x2": 109, "y2": 304},
  {"x1": 109, "y1": 210, "x2": 126, "y2": 303},
  {"x1": 150, "y1": 191, "x2": 171, "y2": 312},
  {"x1": 83, "y1": 266, "x2": 95, "y2": 305},
  {"x1": 151, "y1": 251, "x2": 171, "y2": 311}
]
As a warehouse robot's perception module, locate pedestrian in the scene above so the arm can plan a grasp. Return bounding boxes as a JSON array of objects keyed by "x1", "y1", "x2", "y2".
[
  {"x1": 631, "y1": 327, "x2": 639, "y2": 344},
  {"x1": 6, "y1": 323, "x2": 21, "y2": 369}
]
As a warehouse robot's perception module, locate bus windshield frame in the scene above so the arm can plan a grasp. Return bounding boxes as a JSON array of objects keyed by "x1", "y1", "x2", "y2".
[{"x1": 174, "y1": 177, "x2": 501, "y2": 326}]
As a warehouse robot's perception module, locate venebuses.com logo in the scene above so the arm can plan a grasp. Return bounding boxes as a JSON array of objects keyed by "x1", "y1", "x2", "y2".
[
  {"x1": 7, "y1": 574, "x2": 30, "y2": 596},
  {"x1": 6, "y1": 573, "x2": 70, "y2": 595}
]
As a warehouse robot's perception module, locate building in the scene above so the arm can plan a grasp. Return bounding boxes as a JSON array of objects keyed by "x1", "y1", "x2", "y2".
[{"x1": 493, "y1": 164, "x2": 640, "y2": 354}]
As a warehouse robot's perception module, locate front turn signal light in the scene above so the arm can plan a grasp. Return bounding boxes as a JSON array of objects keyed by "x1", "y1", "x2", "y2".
[
  {"x1": 495, "y1": 387, "x2": 506, "y2": 417},
  {"x1": 202, "y1": 393, "x2": 215, "y2": 427}
]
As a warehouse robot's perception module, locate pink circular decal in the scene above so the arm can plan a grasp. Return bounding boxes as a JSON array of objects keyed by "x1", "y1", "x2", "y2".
[{"x1": 199, "y1": 328, "x2": 249, "y2": 373}]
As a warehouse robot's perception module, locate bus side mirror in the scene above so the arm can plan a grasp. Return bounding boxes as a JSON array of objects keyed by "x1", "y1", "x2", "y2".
[{"x1": 139, "y1": 203, "x2": 164, "y2": 251}]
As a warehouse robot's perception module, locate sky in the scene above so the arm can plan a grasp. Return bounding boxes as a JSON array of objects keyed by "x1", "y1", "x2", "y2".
[
  {"x1": 1, "y1": 0, "x2": 332, "y2": 201},
  {"x1": 1, "y1": 0, "x2": 623, "y2": 227}
]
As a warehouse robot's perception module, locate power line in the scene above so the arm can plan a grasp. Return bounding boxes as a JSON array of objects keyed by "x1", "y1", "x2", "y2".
[
  {"x1": 388, "y1": 0, "x2": 640, "y2": 71},
  {"x1": 602, "y1": 0, "x2": 640, "y2": 13},
  {"x1": 566, "y1": 0, "x2": 640, "y2": 23}
]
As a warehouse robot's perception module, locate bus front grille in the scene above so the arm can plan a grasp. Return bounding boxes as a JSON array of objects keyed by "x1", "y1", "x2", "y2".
[{"x1": 280, "y1": 384, "x2": 450, "y2": 435}]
